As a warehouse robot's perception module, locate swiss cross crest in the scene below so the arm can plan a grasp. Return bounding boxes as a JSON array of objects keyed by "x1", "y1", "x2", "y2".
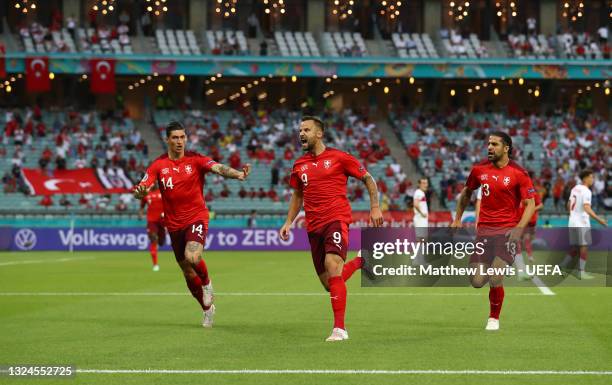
[
  {"x1": 324, "y1": 160, "x2": 332, "y2": 169},
  {"x1": 503, "y1": 176, "x2": 511, "y2": 186},
  {"x1": 161, "y1": 168, "x2": 170, "y2": 175},
  {"x1": 185, "y1": 164, "x2": 193, "y2": 174},
  {"x1": 480, "y1": 174, "x2": 488, "y2": 181}
]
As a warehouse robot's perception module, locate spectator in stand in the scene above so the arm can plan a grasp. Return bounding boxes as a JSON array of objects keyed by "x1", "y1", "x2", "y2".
[
  {"x1": 39, "y1": 195, "x2": 53, "y2": 208},
  {"x1": 247, "y1": 210, "x2": 257, "y2": 228},
  {"x1": 59, "y1": 195, "x2": 71, "y2": 208}
]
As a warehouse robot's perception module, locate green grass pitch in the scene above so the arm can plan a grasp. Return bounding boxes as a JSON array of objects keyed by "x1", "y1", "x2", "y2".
[{"x1": 1, "y1": 250, "x2": 611, "y2": 385}]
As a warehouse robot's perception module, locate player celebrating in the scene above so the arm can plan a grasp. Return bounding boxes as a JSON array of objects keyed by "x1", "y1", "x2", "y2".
[
  {"x1": 279, "y1": 116, "x2": 384, "y2": 342},
  {"x1": 139, "y1": 184, "x2": 165, "y2": 272},
  {"x1": 134, "y1": 121, "x2": 251, "y2": 328},
  {"x1": 451, "y1": 132, "x2": 535, "y2": 331},
  {"x1": 560, "y1": 169, "x2": 608, "y2": 279},
  {"x1": 474, "y1": 177, "x2": 543, "y2": 280}
]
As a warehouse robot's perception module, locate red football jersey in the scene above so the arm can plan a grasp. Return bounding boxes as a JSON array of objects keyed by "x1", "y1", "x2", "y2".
[
  {"x1": 141, "y1": 190, "x2": 164, "y2": 222},
  {"x1": 520, "y1": 191, "x2": 541, "y2": 226},
  {"x1": 290, "y1": 148, "x2": 367, "y2": 232},
  {"x1": 138, "y1": 151, "x2": 217, "y2": 232},
  {"x1": 466, "y1": 160, "x2": 535, "y2": 228}
]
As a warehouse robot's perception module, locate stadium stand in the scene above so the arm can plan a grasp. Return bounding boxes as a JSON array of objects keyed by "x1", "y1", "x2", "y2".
[
  {"x1": 19, "y1": 22, "x2": 77, "y2": 53},
  {"x1": 321, "y1": 32, "x2": 368, "y2": 57},
  {"x1": 440, "y1": 29, "x2": 489, "y2": 59},
  {"x1": 156, "y1": 29, "x2": 202, "y2": 56},
  {"x1": 557, "y1": 31, "x2": 610, "y2": 60},
  {"x1": 390, "y1": 109, "x2": 610, "y2": 211},
  {"x1": 78, "y1": 24, "x2": 133, "y2": 54},
  {"x1": 205, "y1": 30, "x2": 249, "y2": 55},
  {"x1": 151, "y1": 108, "x2": 404, "y2": 211},
  {"x1": 0, "y1": 109, "x2": 147, "y2": 212},
  {"x1": 391, "y1": 32, "x2": 439, "y2": 58},
  {"x1": 507, "y1": 33, "x2": 556, "y2": 59},
  {"x1": 274, "y1": 31, "x2": 321, "y2": 57}
]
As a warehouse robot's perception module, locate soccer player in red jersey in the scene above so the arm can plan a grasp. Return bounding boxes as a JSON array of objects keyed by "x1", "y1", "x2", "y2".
[
  {"x1": 139, "y1": 184, "x2": 165, "y2": 272},
  {"x1": 279, "y1": 116, "x2": 384, "y2": 342},
  {"x1": 134, "y1": 121, "x2": 251, "y2": 328},
  {"x1": 451, "y1": 131, "x2": 535, "y2": 331}
]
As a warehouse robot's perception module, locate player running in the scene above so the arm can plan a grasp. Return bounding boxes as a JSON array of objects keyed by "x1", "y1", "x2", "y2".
[
  {"x1": 560, "y1": 169, "x2": 608, "y2": 279},
  {"x1": 279, "y1": 116, "x2": 384, "y2": 342},
  {"x1": 474, "y1": 175, "x2": 543, "y2": 280},
  {"x1": 139, "y1": 184, "x2": 166, "y2": 272},
  {"x1": 134, "y1": 121, "x2": 251, "y2": 328},
  {"x1": 412, "y1": 177, "x2": 429, "y2": 265},
  {"x1": 451, "y1": 132, "x2": 535, "y2": 331}
]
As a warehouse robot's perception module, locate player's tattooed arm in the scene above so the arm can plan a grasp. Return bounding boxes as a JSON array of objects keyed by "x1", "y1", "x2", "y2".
[
  {"x1": 361, "y1": 173, "x2": 384, "y2": 227},
  {"x1": 211, "y1": 163, "x2": 251, "y2": 181}
]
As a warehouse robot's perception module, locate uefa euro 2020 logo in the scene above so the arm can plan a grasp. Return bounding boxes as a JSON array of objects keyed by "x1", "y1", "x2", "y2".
[{"x1": 14, "y1": 228, "x2": 37, "y2": 251}]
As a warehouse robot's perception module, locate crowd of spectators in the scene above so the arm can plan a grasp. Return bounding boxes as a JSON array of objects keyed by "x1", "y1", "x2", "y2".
[
  {"x1": 392, "y1": 108, "x2": 611, "y2": 212},
  {"x1": 1, "y1": 107, "x2": 147, "y2": 211}
]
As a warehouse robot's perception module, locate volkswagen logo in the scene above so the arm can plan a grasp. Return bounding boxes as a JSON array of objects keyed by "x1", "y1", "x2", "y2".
[{"x1": 14, "y1": 228, "x2": 37, "y2": 251}]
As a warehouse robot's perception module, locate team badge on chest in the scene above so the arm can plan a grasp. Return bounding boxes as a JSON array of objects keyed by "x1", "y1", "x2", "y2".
[
  {"x1": 185, "y1": 164, "x2": 193, "y2": 174},
  {"x1": 324, "y1": 160, "x2": 332, "y2": 169},
  {"x1": 503, "y1": 176, "x2": 511, "y2": 186}
]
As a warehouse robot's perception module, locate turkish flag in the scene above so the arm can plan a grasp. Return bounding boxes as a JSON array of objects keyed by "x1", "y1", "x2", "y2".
[
  {"x1": 21, "y1": 168, "x2": 132, "y2": 195},
  {"x1": 0, "y1": 44, "x2": 6, "y2": 79},
  {"x1": 90, "y1": 58, "x2": 116, "y2": 94},
  {"x1": 25, "y1": 56, "x2": 51, "y2": 92}
]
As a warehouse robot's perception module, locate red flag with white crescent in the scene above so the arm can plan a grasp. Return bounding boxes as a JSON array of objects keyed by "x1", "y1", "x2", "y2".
[
  {"x1": 25, "y1": 56, "x2": 51, "y2": 92},
  {"x1": 90, "y1": 58, "x2": 116, "y2": 94}
]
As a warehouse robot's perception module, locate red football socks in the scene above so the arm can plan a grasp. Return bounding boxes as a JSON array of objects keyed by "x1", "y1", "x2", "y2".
[
  {"x1": 328, "y1": 276, "x2": 347, "y2": 330},
  {"x1": 185, "y1": 275, "x2": 209, "y2": 311},
  {"x1": 194, "y1": 259, "x2": 210, "y2": 286},
  {"x1": 150, "y1": 243, "x2": 158, "y2": 265},
  {"x1": 525, "y1": 238, "x2": 533, "y2": 257},
  {"x1": 342, "y1": 256, "x2": 363, "y2": 281},
  {"x1": 489, "y1": 286, "x2": 505, "y2": 320}
]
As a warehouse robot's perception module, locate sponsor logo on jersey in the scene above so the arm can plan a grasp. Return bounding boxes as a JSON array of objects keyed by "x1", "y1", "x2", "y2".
[
  {"x1": 185, "y1": 164, "x2": 193, "y2": 174},
  {"x1": 503, "y1": 176, "x2": 511, "y2": 186},
  {"x1": 312, "y1": 162, "x2": 318, "y2": 167},
  {"x1": 172, "y1": 167, "x2": 180, "y2": 172},
  {"x1": 492, "y1": 175, "x2": 499, "y2": 181},
  {"x1": 324, "y1": 160, "x2": 332, "y2": 169},
  {"x1": 161, "y1": 168, "x2": 170, "y2": 175}
]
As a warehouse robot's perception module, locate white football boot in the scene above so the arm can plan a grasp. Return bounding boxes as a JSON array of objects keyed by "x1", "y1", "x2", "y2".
[
  {"x1": 485, "y1": 317, "x2": 500, "y2": 331},
  {"x1": 325, "y1": 328, "x2": 349, "y2": 342},
  {"x1": 202, "y1": 304, "x2": 215, "y2": 328}
]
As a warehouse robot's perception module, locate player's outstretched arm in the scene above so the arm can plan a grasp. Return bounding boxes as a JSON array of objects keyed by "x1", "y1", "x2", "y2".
[
  {"x1": 584, "y1": 204, "x2": 608, "y2": 226},
  {"x1": 211, "y1": 163, "x2": 251, "y2": 181},
  {"x1": 279, "y1": 189, "x2": 303, "y2": 241},
  {"x1": 133, "y1": 184, "x2": 151, "y2": 200},
  {"x1": 452, "y1": 187, "x2": 473, "y2": 228},
  {"x1": 361, "y1": 173, "x2": 383, "y2": 227}
]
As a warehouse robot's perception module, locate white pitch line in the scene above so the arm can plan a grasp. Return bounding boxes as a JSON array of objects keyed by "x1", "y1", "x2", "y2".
[
  {"x1": 0, "y1": 292, "x2": 546, "y2": 297},
  {"x1": 76, "y1": 369, "x2": 612, "y2": 375},
  {"x1": 531, "y1": 276, "x2": 555, "y2": 296},
  {"x1": 0, "y1": 256, "x2": 96, "y2": 267}
]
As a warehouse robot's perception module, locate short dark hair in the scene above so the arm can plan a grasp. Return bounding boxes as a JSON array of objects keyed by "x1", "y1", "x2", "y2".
[
  {"x1": 490, "y1": 131, "x2": 513, "y2": 158},
  {"x1": 166, "y1": 121, "x2": 185, "y2": 138},
  {"x1": 579, "y1": 169, "x2": 593, "y2": 180},
  {"x1": 418, "y1": 177, "x2": 428, "y2": 184},
  {"x1": 301, "y1": 115, "x2": 325, "y2": 132}
]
